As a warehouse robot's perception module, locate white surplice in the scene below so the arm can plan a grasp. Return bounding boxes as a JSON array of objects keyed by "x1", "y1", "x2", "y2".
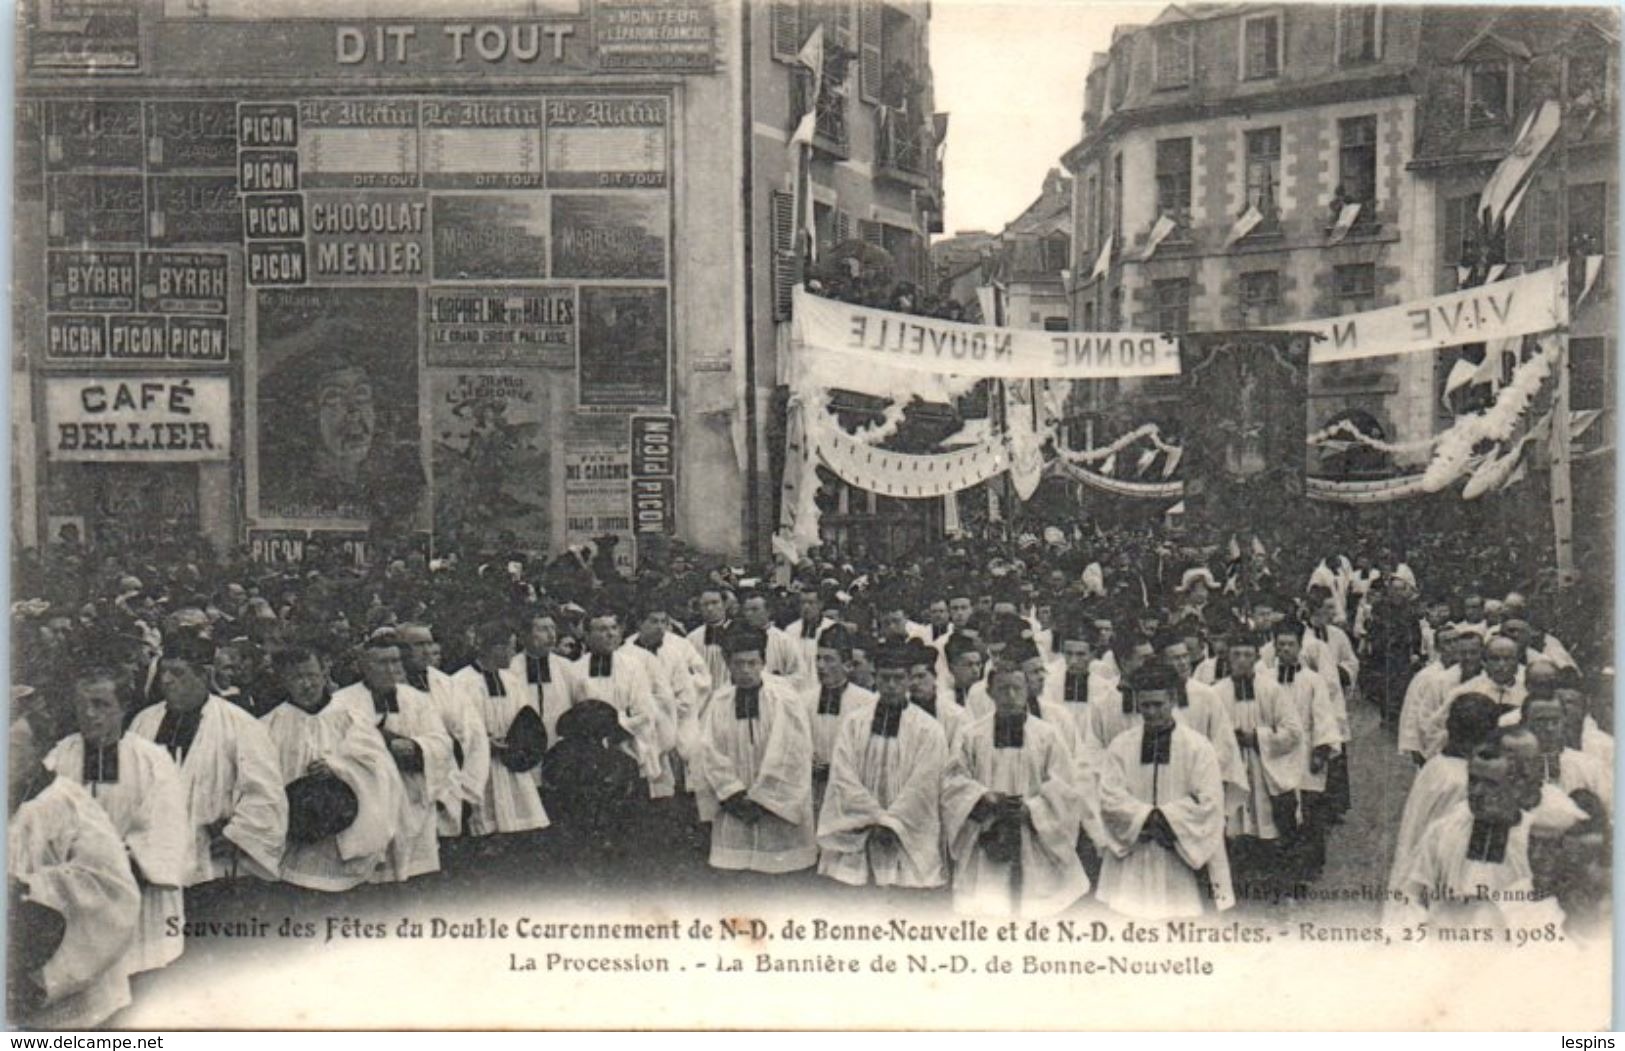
[
  {"x1": 451, "y1": 665, "x2": 549, "y2": 835},
  {"x1": 1096, "y1": 723, "x2": 1234, "y2": 919},
  {"x1": 330, "y1": 681, "x2": 454, "y2": 882},
  {"x1": 941, "y1": 713, "x2": 1088, "y2": 918},
  {"x1": 8, "y1": 776, "x2": 141, "y2": 1029},
  {"x1": 509, "y1": 650, "x2": 581, "y2": 746},
  {"x1": 696, "y1": 678, "x2": 818, "y2": 873},
  {"x1": 1273, "y1": 665, "x2": 1342, "y2": 793},
  {"x1": 1398, "y1": 661, "x2": 1457, "y2": 759},
  {"x1": 802, "y1": 680, "x2": 877, "y2": 772},
  {"x1": 420, "y1": 664, "x2": 490, "y2": 838},
  {"x1": 817, "y1": 701, "x2": 947, "y2": 888},
  {"x1": 128, "y1": 696, "x2": 288, "y2": 886},
  {"x1": 1393, "y1": 803, "x2": 1542, "y2": 933},
  {"x1": 572, "y1": 649, "x2": 676, "y2": 798},
  {"x1": 1384, "y1": 752, "x2": 1467, "y2": 902},
  {"x1": 258, "y1": 698, "x2": 406, "y2": 891},
  {"x1": 1212, "y1": 675, "x2": 1303, "y2": 840},
  {"x1": 44, "y1": 733, "x2": 191, "y2": 974}
]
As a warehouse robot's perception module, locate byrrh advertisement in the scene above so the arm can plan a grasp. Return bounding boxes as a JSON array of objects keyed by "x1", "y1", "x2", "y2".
[{"x1": 8, "y1": 0, "x2": 1617, "y2": 1037}]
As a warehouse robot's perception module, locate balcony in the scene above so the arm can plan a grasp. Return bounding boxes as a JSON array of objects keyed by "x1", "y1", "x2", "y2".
[
  {"x1": 791, "y1": 69, "x2": 850, "y2": 158},
  {"x1": 875, "y1": 107, "x2": 933, "y2": 189}
]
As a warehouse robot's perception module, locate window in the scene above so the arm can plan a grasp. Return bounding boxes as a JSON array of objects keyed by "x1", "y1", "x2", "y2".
[
  {"x1": 1155, "y1": 23, "x2": 1194, "y2": 89},
  {"x1": 1332, "y1": 263, "x2": 1375, "y2": 299},
  {"x1": 785, "y1": 0, "x2": 855, "y2": 151},
  {"x1": 1506, "y1": 187, "x2": 1559, "y2": 264},
  {"x1": 1567, "y1": 40, "x2": 1614, "y2": 120},
  {"x1": 1110, "y1": 46, "x2": 1131, "y2": 108},
  {"x1": 1043, "y1": 316, "x2": 1070, "y2": 332},
  {"x1": 1569, "y1": 337, "x2": 1610, "y2": 413},
  {"x1": 1443, "y1": 192, "x2": 1482, "y2": 269},
  {"x1": 1338, "y1": 6, "x2": 1381, "y2": 65},
  {"x1": 1041, "y1": 233, "x2": 1071, "y2": 273},
  {"x1": 1155, "y1": 138, "x2": 1192, "y2": 225},
  {"x1": 1570, "y1": 182, "x2": 1612, "y2": 256},
  {"x1": 1467, "y1": 61, "x2": 1513, "y2": 127},
  {"x1": 1242, "y1": 14, "x2": 1281, "y2": 81},
  {"x1": 1244, "y1": 127, "x2": 1281, "y2": 220},
  {"x1": 1153, "y1": 278, "x2": 1190, "y2": 332},
  {"x1": 770, "y1": 190, "x2": 797, "y2": 320},
  {"x1": 1338, "y1": 116, "x2": 1378, "y2": 209},
  {"x1": 1111, "y1": 152, "x2": 1123, "y2": 245},
  {"x1": 814, "y1": 201, "x2": 835, "y2": 257},
  {"x1": 1108, "y1": 287, "x2": 1123, "y2": 330},
  {"x1": 1084, "y1": 172, "x2": 1099, "y2": 257},
  {"x1": 1082, "y1": 301, "x2": 1096, "y2": 330},
  {"x1": 882, "y1": 223, "x2": 922, "y2": 285},
  {"x1": 1239, "y1": 270, "x2": 1280, "y2": 323}
]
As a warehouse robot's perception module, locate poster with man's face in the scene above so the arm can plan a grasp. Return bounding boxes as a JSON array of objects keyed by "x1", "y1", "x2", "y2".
[{"x1": 253, "y1": 287, "x2": 424, "y2": 528}]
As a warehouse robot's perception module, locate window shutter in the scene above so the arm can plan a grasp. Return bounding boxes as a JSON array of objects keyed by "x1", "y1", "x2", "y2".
[
  {"x1": 771, "y1": 190, "x2": 797, "y2": 320},
  {"x1": 859, "y1": 219, "x2": 884, "y2": 246},
  {"x1": 772, "y1": 0, "x2": 801, "y2": 62},
  {"x1": 1442, "y1": 194, "x2": 1466, "y2": 269},
  {"x1": 836, "y1": 209, "x2": 852, "y2": 244},
  {"x1": 834, "y1": 0, "x2": 854, "y2": 50},
  {"x1": 859, "y1": 0, "x2": 884, "y2": 103}
]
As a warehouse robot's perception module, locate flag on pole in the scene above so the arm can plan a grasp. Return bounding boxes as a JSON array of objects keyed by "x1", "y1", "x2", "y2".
[
  {"x1": 1480, "y1": 99, "x2": 1561, "y2": 230},
  {"x1": 1140, "y1": 213, "x2": 1177, "y2": 260},
  {"x1": 1226, "y1": 203, "x2": 1262, "y2": 246},
  {"x1": 796, "y1": 23, "x2": 825, "y2": 77},
  {"x1": 1580, "y1": 255, "x2": 1604, "y2": 303},
  {"x1": 1328, "y1": 202, "x2": 1363, "y2": 244},
  {"x1": 1090, "y1": 235, "x2": 1114, "y2": 280}
]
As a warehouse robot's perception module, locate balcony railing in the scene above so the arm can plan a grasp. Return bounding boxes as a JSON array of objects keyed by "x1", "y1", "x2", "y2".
[
  {"x1": 792, "y1": 73, "x2": 849, "y2": 156},
  {"x1": 875, "y1": 108, "x2": 932, "y2": 188}
]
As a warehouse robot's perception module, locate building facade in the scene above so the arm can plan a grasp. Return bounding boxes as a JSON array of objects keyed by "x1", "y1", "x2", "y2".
[{"x1": 13, "y1": 0, "x2": 941, "y2": 567}]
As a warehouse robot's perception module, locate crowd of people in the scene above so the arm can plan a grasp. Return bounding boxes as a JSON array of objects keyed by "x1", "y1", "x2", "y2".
[{"x1": 6, "y1": 514, "x2": 1614, "y2": 1027}]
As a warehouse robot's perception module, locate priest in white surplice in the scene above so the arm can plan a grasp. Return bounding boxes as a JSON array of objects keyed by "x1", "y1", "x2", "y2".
[
  {"x1": 330, "y1": 632, "x2": 456, "y2": 883},
  {"x1": 803, "y1": 625, "x2": 877, "y2": 813},
  {"x1": 45, "y1": 666, "x2": 191, "y2": 975},
  {"x1": 259, "y1": 646, "x2": 405, "y2": 891},
  {"x1": 572, "y1": 610, "x2": 674, "y2": 797},
  {"x1": 816, "y1": 642, "x2": 947, "y2": 889},
  {"x1": 1522, "y1": 694, "x2": 1612, "y2": 814},
  {"x1": 510, "y1": 612, "x2": 582, "y2": 745},
  {"x1": 696, "y1": 625, "x2": 817, "y2": 874},
  {"x1": 454, "y1": 622, "x2": 549, "y2": 838},
  {"x1": 1096, "y1": 661, "x2": 1233, "y2": 919},
  {"x1": 128, "y1": 633, "x2": 287, "y2": 890},
  {"x1": 400, "y1": 623, "x2": 489, "y2": 841},
  {"x1": 739, "y1": 592, "x2": 804, "y2": 684},
  {"x1": 1211, "y1": 632, "x2": 1302, "y2": 893},
  {"x1": 9, "y1": 715, "x2": 141, "y2": 1029},
  {"x1": 941, "y1": 662, "x2": 1088, "y2": 918},
  {"x1": 787, "y1": 589, "x2": 838, "y2": 692}
]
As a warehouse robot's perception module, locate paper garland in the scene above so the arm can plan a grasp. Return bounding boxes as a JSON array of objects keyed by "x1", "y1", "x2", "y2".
[{"x1": 812, "y1": 416, "x2": 1012, "y2": 500}]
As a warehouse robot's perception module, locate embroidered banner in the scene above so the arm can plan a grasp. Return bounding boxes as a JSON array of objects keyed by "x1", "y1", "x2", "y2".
[{"x1": 812, "y1": 419, "x2": 1012, "y2": 500}]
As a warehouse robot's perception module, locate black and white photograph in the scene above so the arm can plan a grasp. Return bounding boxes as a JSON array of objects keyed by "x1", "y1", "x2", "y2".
[{"x1": 7, "y1": 0, "x2": 1618, "y2": 1032}]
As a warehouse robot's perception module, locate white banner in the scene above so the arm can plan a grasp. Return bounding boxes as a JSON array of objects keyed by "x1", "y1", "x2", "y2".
[
  {"x1": 46, "y1": 375, "x2": 231, "y2": 462},
  {"x1": 814, "y1": 420, "x2": 1011, "y2": 500},
  {"x1": 794, "y1": 286, "x2": 1180, "y2": 380},
  {"x1": 1049, "y1": 458, "x2": 1468, "y2": 505},
  {"x1": 1281, "y1": 264, "x2": 1565, "y2": 365}
]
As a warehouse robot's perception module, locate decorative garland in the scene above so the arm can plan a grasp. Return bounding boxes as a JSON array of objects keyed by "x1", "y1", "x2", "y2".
[
  {"x1": 1048, "y1": 457, "x2": 1489, "y2": 504},
  {"x1": 1306, "y1": 418, "x2": 1439, "y2": 455},
  {"x1": 1422, "y1": 334, "x2": 1556, "y2": 492}
]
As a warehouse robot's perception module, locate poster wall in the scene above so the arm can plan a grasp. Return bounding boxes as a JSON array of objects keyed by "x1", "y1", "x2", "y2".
[
  {"x1": 253, "y1": 286, "x2": 424, "y2": 528},
  {"x1": 429, "y1": 369, "x2": 550, "y2": 552}
]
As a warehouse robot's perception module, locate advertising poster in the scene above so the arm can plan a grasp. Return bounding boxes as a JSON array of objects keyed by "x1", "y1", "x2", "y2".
[
  {"x1": 564, "y1": 438, "x2": 635, "y2": 575},
  {"x1": 28, "y1": 0, "x2": 141, "y2": 72},
  {"x1": 425, "y1": 285, "x2": 575, "y2": 368},
  {"x1": 253, "y1": 286, "x2": 424, "y2": 528},
  {"x1": 592, "y1": 0, "x2": 715, "y2": 71},
  {"x1": 147, "y1": 174, "x2": 242, "y2": 245},
  {"x1": 429, "y1": 370, "x2": 550, "y2": 552},
  {"x1": 577, "y1": 285, "x2": 668, "y2": 407},
  {"x1": 421, "y1": 98, "x2": 544, "y2": 190},
  {"x1": 47, "y1": 174, "x2": 144, "y2": 244},
  {"x1": 298, "y1": 98, "x2": 419, "y2": 189},
  {"x1": 45, "y1": 374, "x2": 231, "y2": 462},
  {"x1": 543, "y1": 96, "x2": 669, "y2": 188},
  {"x1": 550, "y1": 194, "x2": 666, "y2": 279},
  {"x1": 45, "y1": 99, "x2": 143, "y2": 169},
  {"x1": 431, "y1": 194, "x2": 548, "y2": 280},
  {"x1": 145, "y1": 100, "x2": 238, "y2": 171},
  {"x1": 307, "y1": 191, "x2": 429, "y2": 283}
]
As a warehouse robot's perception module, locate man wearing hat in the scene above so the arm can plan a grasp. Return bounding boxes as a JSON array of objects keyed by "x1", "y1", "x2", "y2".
[
  {"x1": 330, "y1": 631, "x2": 455, "y2": 883},
  {"x1": 1095, "y1": 661, "x2": 1233, "y2": 919},
  {"x1": 816, "y1": 640, "x2": 947, "y2": 890},
  {"x1": 259, "y1": 645, "x2": 405, "y2": 891},
  {"x1": 8, "y1": 712, "x2": 142, "y2": 1029},
  {"x1": 44, "y1": 665, "x2": 191, "y2": 974},
  {"x1": 128, "y1": 631, "x2": 288, "y2": 895},
  {"x1": 941, "y1": 657, "x2": 1088, "y2": 917},
  {"x1": 695, "y1": 624, "x2": 816, "y2": 875}
]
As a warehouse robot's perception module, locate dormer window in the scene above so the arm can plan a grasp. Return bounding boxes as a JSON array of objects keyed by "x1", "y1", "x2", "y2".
[
  {"x1": 1154, "y1": 23, "x2": 1194, "y2": 90},
  {"x1": 1337, "y1": 6, "x2": 1382, "y2": 66},
  {"x1": 1467, "y1": 60, "x2": 1513, "y2": 126}
]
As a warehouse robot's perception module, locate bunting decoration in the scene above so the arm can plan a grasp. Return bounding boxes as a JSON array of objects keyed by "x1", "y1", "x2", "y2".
[
  {"x1": 1090, "y1": 235, "x2": 1114, "y2": 280},
  {"x1": 1327, "y1": 202, "x2": 1362, "y2": 244},
  {"x1": 1226, "y1": 203, "x2": 1263, "y2": 246},
  {"x1": 1422, "y1": 333, "x2": 1558, "y2": 492},
  {"x1": 813, "y1": 418, "x2": 1013, "y2": 500},
  {"x1": 1479, "y1": 99, "x2": 1561, "y2": 231},
  {"x1": 1141, "y1": 214, "x2": 1178, "y2": 260}
]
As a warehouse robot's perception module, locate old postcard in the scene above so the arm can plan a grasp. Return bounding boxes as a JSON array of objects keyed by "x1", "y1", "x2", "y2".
[{"x1": 7, "y1": 0, "x2": 1614, "y2": 1031}]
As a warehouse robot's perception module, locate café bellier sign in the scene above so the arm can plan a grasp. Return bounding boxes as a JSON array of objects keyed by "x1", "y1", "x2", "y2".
[{"x1": 46, "y1": 376, "x2": 231, "y2": 462}]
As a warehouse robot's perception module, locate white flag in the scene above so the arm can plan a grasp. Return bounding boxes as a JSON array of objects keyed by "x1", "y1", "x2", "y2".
[
  {"x1": 1135, "y1": 448, "x2": 1157, "y2": 475},
  {"x1": 1090, "y1": 235, "x2": 1114, "y2": 280},
  {"x1": 975, "y1": 286, "x2": 999, "y2": 325},
  {"x1": 1161, "y1": 445, "x2": 1183, "y2": 478},
  {"x1": 1581, "y1": 255, "x2": 1604, "y2": 303},
  {"x1": 796, "y1": 23, "x2": 825, "y2": 75},
  {"x1": 1226, "y1": 203, "x2": 1262, "y2": 246},
  {"x1": 1471, "y1": 336, "x2": 1520, "y2": 389},
  {"x1": 1328, "y1": 202, "x2": 1362, "y2": 244},
  {"x1": 1456, "y1": 265, "x2": 1474, "y2": 289},
  {"x1": 1141, "y1": 213, "x2": 1177, "y2": 261},
  {"x1": 1444, "y1": 357, "x2": 1479, "y2": 397},
  {"x1": 1485, "y1": 263, "x2": 1508, "y2": 283},
  {"x1": 1480, "y1": 99, "x2": 1561, "y2": 229},
  {"x1": 789, "y1": 110, "x2": 817, "y2": 148}
]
